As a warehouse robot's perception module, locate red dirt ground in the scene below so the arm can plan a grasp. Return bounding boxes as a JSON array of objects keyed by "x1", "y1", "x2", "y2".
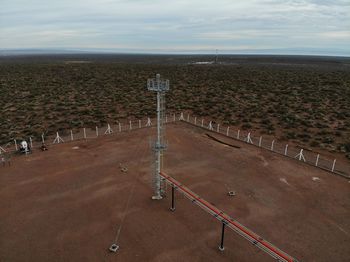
[{"x1": 0, "y1": 122, "x2": 349, "y2": 262}]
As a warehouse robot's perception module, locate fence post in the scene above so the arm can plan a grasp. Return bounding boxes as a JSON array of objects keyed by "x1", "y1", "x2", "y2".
[
  {"x1": 179, "y1": 112, "x2": 185, "y2": 121},
  {"x1": 139, "y1": 120, "x2": 141, "y2": 128},
  {"x1": 83, "y1": 128, "x2": 86, "y2": 139},
  {"x1": 129, "y1": 121, "x2": 132, "y2": 130},
  {"x1": 226, "y1": 127, "x2": 230, "y2": 136},
  {"x1": 41, "y1": 133, "x2": 45, "y2": 144},
  {"x1": 246, "y1": 132, "x2": 253, "y2": 144},
  {"x1": 70, "y1": 130, "x2": 74, "y2": 141},
  {"x1": 237, "y1": 130, "x2": 240, "y2": 139},
  {"x1": 217, "y1": 124, "x2": 220, "y2": 133},
  {"x1": 315, "y1": 154, "x2": 320, "y2": 167},
  {"x1": 201, "y1": 119, "x2": 204, "y2": 127},
  {"x1": 53, "y1": 132, "x2": 64, "y2": 144},
  {"x1": 194, "y1": 117, "x2": 197, "y2": 125},
  {"x1": 271, "y1": 140, "x2": 275, "y2": 151},
  {"x1": 119, "y1": 123, "x2": 122, "y2": 132},
  {"x1": 29, "y1": 137, "x2": 33, "y2": 149},
  {"x1": 284, "y1": 144, "x2": 288, "y2": 156},
  {"x1": 295, "y1": 149, "x2": 306, "y2": 162},
  {"x1": 258, "y1": 136, "x2": 262, "y2": 147},
  {"x1": 331, "y1": 159, "x2": 336, "y2": 172},
  {"x1": 173, "y1": 113, "x2": 176, "y2": 122},
  {"x1": 187, "y1": 114, "x2": 190, "y2": 122},
  {"x1": 146, "y1": 117, "x2": 152, "y2": 127},
  {"x1": 14, "y1": 139, "x2": 18, "y2": 151},
  {"x1": 96, "y1": 126, "x2": 99, "y2": 137}
]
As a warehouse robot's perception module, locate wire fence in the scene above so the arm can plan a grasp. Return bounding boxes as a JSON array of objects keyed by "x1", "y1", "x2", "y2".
[
  {"x1": 0, "y1": 114, "x2": 178, "y2": 157},
  {"x1": 178, "y1": 112, "x2": 350, "y2": 179},
  {"x1": 1, "y1": 112, "x2": 349, "y2": 179}
]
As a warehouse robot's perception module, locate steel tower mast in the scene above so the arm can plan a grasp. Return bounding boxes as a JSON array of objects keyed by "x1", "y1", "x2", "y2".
[{"x1": 147, "y1": 74, "x2": 170, "y2": 200}]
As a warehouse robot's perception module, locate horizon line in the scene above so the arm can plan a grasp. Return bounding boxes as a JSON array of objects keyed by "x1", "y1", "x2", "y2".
[{"x1": 1, "y1": 47, "x2": 349, "y2": 58}]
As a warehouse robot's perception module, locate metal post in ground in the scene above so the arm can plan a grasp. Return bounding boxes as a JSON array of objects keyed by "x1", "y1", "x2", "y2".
[
  {"x1": 217, "y1": 124, "x2": 220, "y2": 133},
  {"x1": 139, "y1": 120, "x2": 141, "y2": 128},
  {"x1": 129, "y1": 121, "x2": 132, "y2": 130},
  {"x1": 146, "y1": 118, "x2": 152, "y2": 127},
  {"x1": 284, "y1": 144, "x2": 288, "y2": 156},
  {"x1": 226, "y1": 127, "x2": 230, "y2": 136},
  {"x1": 246, "y1": 132, "x2": 253, "y2": 144},
  {"x1": 71, "y1": 130, "x2": 74, "y2": 141},
  {"x1": 105, "y1": 124, "x2": 113, "y2": 134},
  {"x1": 201, "y1": 119, "x2": 204, "y2": 127},
  {"x1": 219, "y1": 221, "x2": 226, "y2": 251},
  {"x1": 179, "y1": 112, "x2": 185, "y2": 121},
  {"x1": 96, "y1": 126, "x2": 99, "y2": 137},
  {"x1": 170, "y1": 185, "x2": 176, "y2": 212},
  {"x1": 194, "y1": 117, "x2": 197, "y2": 125},
  {"x1": 119, "y1": 123, "x2": 122, "y2": 132},
  {"x1": 271, "y1": 140, "x2": 275, "y2": 151},
  {"x1": 29, "y1": 137, "x2": 33, "y2": 149},
  {"x1": 173, "y1": 113, "x2": 176, "y2": 122},
  {"x1": 53, "y1": 132, "x2": 64, "y2": 144},
  {"x1": 315, "y1": 154, "x2": 320, "y2": 167},
  {"x1": 14, "y1": 139, "x2": 18, "y2": 151},
  {"x1": 237, "y1": 130, "x2": 240, "y2": 139},
  {"x1": 41, "y1": 133, "x2": 45, "y2": 144},
  {"x1": 83, "y1": 128, "x2": 86, "y2": 139},
  {"x1": 259, "y1": 136, "x2": 262, "y2": 147},
  {"x1": 187, "y1": 114, "x2": 190, "y2": 122},
  {"x1": 295, "y1": 149, "x2": 306, "y2": 162},
  {"x1": 332, "y1": 159, "x2": 336, "y2": 172}
]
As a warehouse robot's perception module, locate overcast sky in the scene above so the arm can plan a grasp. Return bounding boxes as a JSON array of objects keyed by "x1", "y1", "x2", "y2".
[{"x1": 0, "y1": 0, "x2": 349, "y2": 55}]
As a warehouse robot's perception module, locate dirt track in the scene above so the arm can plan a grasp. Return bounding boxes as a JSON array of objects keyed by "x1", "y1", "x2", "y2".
[{"x1": 0, "y1": 122, "x2": 349, "y2": 261}]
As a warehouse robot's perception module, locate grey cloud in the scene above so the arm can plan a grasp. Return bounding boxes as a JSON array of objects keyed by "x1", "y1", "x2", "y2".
[{"x1": 0, "y1": 0, "x2": 349, "y2": 55}]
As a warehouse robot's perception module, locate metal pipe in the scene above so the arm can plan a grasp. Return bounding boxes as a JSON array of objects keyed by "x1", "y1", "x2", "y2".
[
  {"x1": 219, "y1": 222, "x2": 226, "y2": 251},
  {"x1": 170, "y1": 185, "x2": 175, "y2": 211},
  {"x1": 160, "y1": 172, "x2": 297, "y2": 262}
]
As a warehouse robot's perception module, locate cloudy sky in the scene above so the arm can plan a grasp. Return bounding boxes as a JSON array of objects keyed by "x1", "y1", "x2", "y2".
[{"x1": 0, "y1": 0, "x2": 349, "y2": 55}]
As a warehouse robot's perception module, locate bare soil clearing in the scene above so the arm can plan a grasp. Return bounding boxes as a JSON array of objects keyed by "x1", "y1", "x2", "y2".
[{"x1": 0, "y1": 122, "x2": 349, "y2": 261}]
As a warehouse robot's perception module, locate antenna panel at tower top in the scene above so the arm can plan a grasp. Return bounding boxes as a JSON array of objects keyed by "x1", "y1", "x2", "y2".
[{"x1": 147, "y1": 74, "x2": 170, "y2": 92}]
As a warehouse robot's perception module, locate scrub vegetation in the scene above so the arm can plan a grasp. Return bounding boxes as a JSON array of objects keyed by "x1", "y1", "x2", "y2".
[{"x1": 0, "y1": 55, "x2": 349, "y2": 158}]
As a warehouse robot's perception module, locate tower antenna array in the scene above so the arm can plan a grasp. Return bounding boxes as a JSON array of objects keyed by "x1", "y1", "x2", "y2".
[{"x1": 147, "y1": 74, "x2": 170, "y2": 200}]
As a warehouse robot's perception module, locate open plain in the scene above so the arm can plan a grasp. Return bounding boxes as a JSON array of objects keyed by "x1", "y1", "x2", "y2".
[{"x1": 0, "y1": 122, "x2": 349, "y2": 261}]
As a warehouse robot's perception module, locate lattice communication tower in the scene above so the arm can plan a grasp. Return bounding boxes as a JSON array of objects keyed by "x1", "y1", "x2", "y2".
[{"x1": 147, "y1": 74, "x2": 170, "y2": 200}]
